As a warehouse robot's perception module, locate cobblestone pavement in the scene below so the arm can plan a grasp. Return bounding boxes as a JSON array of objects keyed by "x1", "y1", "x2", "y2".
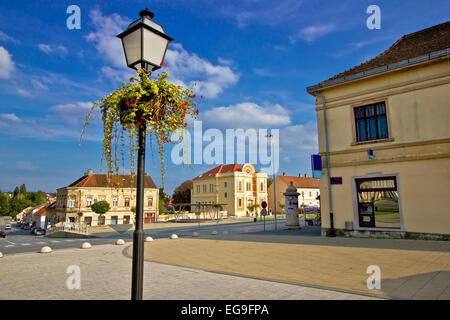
[
  {"x1": 0, "y1": 243, "x2": 378, "y2": 300},
  {"x1": 132, "y1": 234, "x2": 450, "y2": 300}
]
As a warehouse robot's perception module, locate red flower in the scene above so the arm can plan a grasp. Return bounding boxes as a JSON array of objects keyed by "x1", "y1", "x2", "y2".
[
  {"x1": 125, "y1": 101, "x2": 130, "y2": 106},
  {"x1": 161, "y1": 61, "x2": 167, "y2": 67},
  {"x1": 195, "y1": 109, "x2": 199, "y2": 115},
  {"x1": 200, "y1": 96, "x2": 203, "y2": 99},
  {"x1": 184, "y1": 123, "x2": 187, "y2": 127},
  {"x1": 137, "y1": 121, "x2": 141, "y2": 126},
  {"x1": 181, "y1": 113, "x2": 185, "y2": 118},
  {"x1": 136, "y1": 98, "x2": 139, "y2": 103},
  {"x1": 140, "y1": 116, "x2": 145, "y2": 120},
  {"x1": 192, "y1": 94, "x2": 196, "y2": 99},
  {"x1": 184, "y1": 101, "x2": 188, "y2": 106}
]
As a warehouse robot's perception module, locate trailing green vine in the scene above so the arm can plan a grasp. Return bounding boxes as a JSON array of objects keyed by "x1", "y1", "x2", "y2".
[{"x1": 80, "y1": 68, "x2": 201, "y2": 188}]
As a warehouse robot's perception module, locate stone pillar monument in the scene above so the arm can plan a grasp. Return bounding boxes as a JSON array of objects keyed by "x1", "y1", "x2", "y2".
[{"x1": 284, "y1": 181, "x2": 300, "y2": 230}]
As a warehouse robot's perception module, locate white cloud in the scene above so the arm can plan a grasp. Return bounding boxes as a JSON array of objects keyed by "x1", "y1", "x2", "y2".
[
  {"x1": 38, "y1": 44, "x2": 52, "y2": 54},
  {"x1": 0, "y1": 113, "x2": 21, "y2": 122},
  {"x1": 86, "y1": 10, "x2": 239, "y2": 97},
  {"x1": 290, "y1": 24, "x2": 335, "y2": 43},
  {"x1": 201, "y1": 102, "x2": 291, "y2": 129},
  {"x1": 16, "y1": 87, "x2": 32, "y2": 97},
  {"x1": 38, "y1": 44, "x2": 68, "y2": 55},
  {"x1": 31, "y1": 79, "x2": 49, "y2": 91},
  {"x1": 253, "y1": 68, "x2": 273, "y2": 77},
  {"x1": 279, "y1": 122, "x2": 318, "y2": 152},
  {"x1": 222, "y1": 1, "x2": 303, "y2": 29},
  {"x1": 50, "y1": 102, "x2": 94, "y2": 126},
  {"x1": 86, "y1": 9, "x2": 130, "y2": 68},
  {"x1": 218, "y1": 57, "x2": 234, "y2": 66},
  {"x1": 100, "y1": 66, "x2": 134, "y2": 83},
  {"x1": 165, "y1": 43, "x2": 240, "y2": 98},
  {"x1": 0, "y1": 31, "x2": 20, "y2": 44},
  {"x1": 0, "y1": 46, "x2": 14, "y2": 79}
]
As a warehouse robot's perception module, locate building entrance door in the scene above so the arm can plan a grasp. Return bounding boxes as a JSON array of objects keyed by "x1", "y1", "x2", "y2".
[{"x1": 84, "y1": 217, "x2": 92, "y2": 226}]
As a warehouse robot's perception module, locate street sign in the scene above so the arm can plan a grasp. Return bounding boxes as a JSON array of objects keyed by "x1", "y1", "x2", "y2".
[
  {"x1": 261, "y1": 201, "x2": 267, "y2": 209},
  {"x1": 261, "y1": 208, "x2": 267, "y2": 216}
]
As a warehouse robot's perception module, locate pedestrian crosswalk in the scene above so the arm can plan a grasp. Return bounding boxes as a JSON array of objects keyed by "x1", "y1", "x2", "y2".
[{"x1": 1, "y1": 238, "x2": 86, "y2": 248}]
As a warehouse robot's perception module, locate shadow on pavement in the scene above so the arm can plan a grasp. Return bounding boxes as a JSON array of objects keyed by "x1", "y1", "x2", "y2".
[{"x1": 200, "y1": 226, "x2": 450, "y2": 253}]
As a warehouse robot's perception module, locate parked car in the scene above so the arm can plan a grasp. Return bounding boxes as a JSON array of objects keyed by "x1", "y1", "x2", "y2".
[
  {"x1": 34, "y1": 228, "x2": 46, "y2": 236},
  {"x1": 17, "y1": 222, "x2": 22, "y2": 228},
  {"x1": 0, "y1": 230, "x2": 6, "y2": 238},
  {"x1": 5, "y1": 224, "x2": 11, "y2": 230},
  {"x1": 23, "y1": 224, "x2": 31, "y2": 230}
]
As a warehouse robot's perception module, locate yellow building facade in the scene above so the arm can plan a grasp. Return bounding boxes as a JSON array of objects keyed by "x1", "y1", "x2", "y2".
[
  {"x1": 191, "y1": 163, "x2": 268, "y2": 217},
  {"x1": 54, "y1": 170, "x2": 159, "y2": 226},
  {"x1": 307, "y1": 22, "x2": 450, "y2": 239}
]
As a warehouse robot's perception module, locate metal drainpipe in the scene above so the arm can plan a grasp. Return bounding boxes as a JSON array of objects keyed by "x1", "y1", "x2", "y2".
[{"x1": 313, "y1": 92, "x2": 335, "y2": 237}]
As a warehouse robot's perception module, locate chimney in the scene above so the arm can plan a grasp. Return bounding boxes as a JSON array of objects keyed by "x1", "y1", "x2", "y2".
[
  {"x1": 87, "y1": 169, "x2": 93, "y2": 175},
  {"x1": 304, "y1": 173, "x2": 307, "y2": 177},
  {"x1": 282, "y1": 172, "x2": 286, "y2": 176}
]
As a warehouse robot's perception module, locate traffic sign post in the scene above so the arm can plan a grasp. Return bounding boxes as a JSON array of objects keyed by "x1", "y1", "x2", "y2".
[
  {"x1": 261, "y1": 201, "x2": 268, "y2": 231},
  {"x1": 197, "y1": 202, "x2": 201, "y2": 228}
]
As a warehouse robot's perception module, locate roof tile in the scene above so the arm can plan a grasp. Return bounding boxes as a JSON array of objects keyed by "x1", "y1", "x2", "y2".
[
  {"x1": 194, "y1": 164, "x2": 243, "y2": 180},
  {"x1": 279, "y1": 176, "x2": 320, "y2": 189},
  {"x1": 315, "y1": 21, "x2": 450, "y2": 87},
  {"x1": 67, "y1": 173, "x2": 156, "y2": 188}
]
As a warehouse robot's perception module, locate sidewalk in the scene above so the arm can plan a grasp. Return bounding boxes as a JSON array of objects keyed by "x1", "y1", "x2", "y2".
[
  {"x1": 130, "y1": 231, "x2": 450, "y2": 300},
  {"x1": 0, "y1": 244, "x2": 376, "y2": 300},
  {"x1": 88, "y1": 218, "x2": 279, "y2": 238}
]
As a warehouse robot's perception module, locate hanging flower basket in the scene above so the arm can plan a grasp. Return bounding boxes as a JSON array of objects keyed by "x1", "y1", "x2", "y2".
[{"x1": 80, "y1": 68, "x2": 202, "y2": 187}]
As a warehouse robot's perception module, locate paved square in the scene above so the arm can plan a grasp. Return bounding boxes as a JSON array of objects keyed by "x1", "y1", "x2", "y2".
[
  {"x1": 0, "y1": 244, "x2": 377, "y2": 300},
  {"x1": 131, "y1": 234, "x2": 450, "y2": 299}
]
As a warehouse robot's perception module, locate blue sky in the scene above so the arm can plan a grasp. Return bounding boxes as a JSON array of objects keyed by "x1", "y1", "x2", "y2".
[{"x1": 0, "y1": 0, "x2": 448, "y2": 194}]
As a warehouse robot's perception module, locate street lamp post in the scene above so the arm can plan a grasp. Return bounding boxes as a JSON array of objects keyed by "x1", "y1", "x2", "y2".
[
  {"x1": 265, "y1": 134, "x2": 277, "y2": 231},
  {"x1": 117, "y1": 7, "x2": 173, "y2": 300}
]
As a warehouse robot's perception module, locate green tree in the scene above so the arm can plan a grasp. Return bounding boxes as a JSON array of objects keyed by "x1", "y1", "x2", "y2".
[
  {"x1": 91, "y1": 200, "x2": 110, "y2": 225},
  {"x1": 9, "y1": 197, "x2": 32, "y2": 217},
  {"x1": 247, "y1": 204, "x2": 260, "y2": 217},
  {"x1": 91, "y1": 201, "x2": 110, "y2": 215},
  {"x1": 0, "y1": 191, "x2": 10, "y2": 216},
  {"x1": 159, "y1": 188, "x2": 170, "y2": 215},
  {"x1": 13, "y1": 186, "x2": 19, "y2": 197},
  {"x1": 172, "y1": 180, "x2": 192, "y2": 204},
  {"x1": 267, "y1": 178, "x2": 273, "y2": 189},
  {"x1": 29, "y1": 191, "x2": 47, "y2": 206},
  {"x1": 19, "y1": 184, "x2": 27, "y2": 195}
]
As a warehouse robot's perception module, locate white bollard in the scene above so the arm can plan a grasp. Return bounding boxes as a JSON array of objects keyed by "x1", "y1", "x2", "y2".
[
  {"x1": 81, "y1": 242, "x2": 92, "y2": 249},
  {"x1": 40, "y1": 246, "x2": 52, "y2": 253},
  {"x1": 211, "y1": 231, "x2": 218, "y2": 235},
  {"x1": 145, "y1": 236, "x2": 154, "y2": 242},
  {"x1": 0, "y1": 251, "x2": 3, "y2": 258},
  {"x1": 170, "y1": 234, "x2": 178, "y2": 239},
  {"x1": 223, "y1": 231, "x2": 229, "y2": 235},
  {"x1": 116, "y1": 239, "x2": 125, "y2": 245},
  {"x1": 192, "y1": 232, "x2": 199, "y2": 237}
]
